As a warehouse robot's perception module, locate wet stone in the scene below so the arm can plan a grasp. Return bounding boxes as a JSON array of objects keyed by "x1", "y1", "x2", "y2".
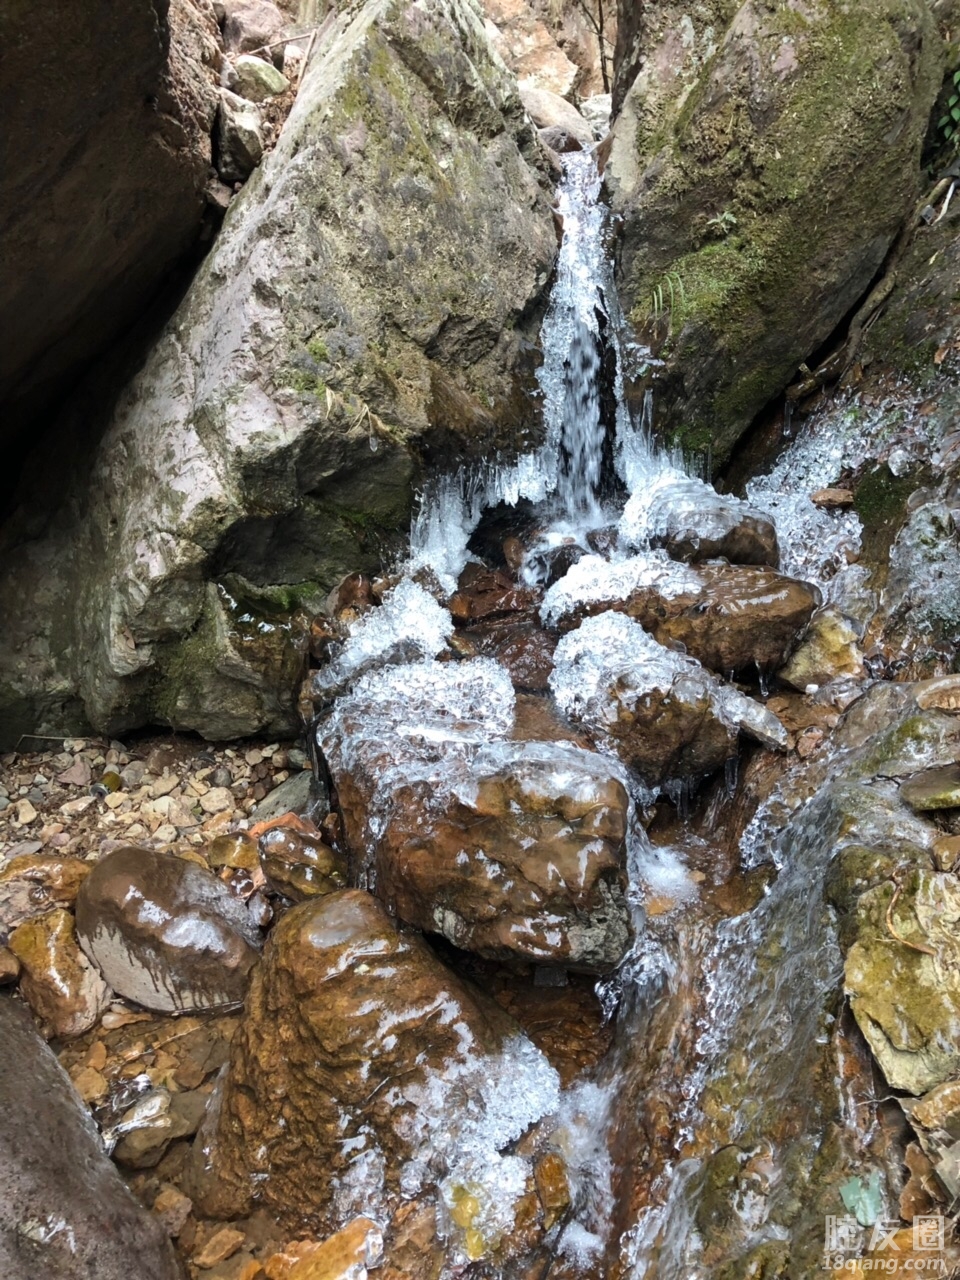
[
  {"x1": 113, "y1": 1087, "x2": 209, "y2": 1168},
  {"x1": 189, "y1": 889, "x2": 562, "y2": 1266},
  {"x1": 778, "y1": 607, "x2": 865, "y2": 690},
  {"x1": 900, "y1": 765, "x2": 960, "y2": 812},
  {"x1": 258, "y1": 825, "x2": 347, "y2": 901},
  {"x1": 75, "y1": 847, "x2": 262, "y2": 1012},
  {"x1": 8, "y1": 907, "x2": 111, "y2": 1038},
  {"x1": 323, "y1": 660, "x2": 632, "y2": 971},
  {"x1": 544, "y1": 555, "x2": 819, "y2": 675},
  {"x1": 0, "y1": 853, "x2": 90, "y2": 942},
  {"x1": 462, "y1": 619, "x2": 557, "y2": 691},
  {"x1": 0, "y1": 998, "x2": 181, "y2": 1279},
  {"x1": 263, "y1": 1217, "x2": 383, "y2": 1279},
  {"x1": 448, "y1": 563, "x2": 540, "y2": 622}
]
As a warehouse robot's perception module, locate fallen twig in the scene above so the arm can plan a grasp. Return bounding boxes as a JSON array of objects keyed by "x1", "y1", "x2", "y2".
[{"x1": 884, "y1": 879, "x2": 936, "y2": 957}]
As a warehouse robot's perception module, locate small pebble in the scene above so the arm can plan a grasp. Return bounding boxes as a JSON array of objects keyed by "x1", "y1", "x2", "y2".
[
  {"x1": 200, "y1": 787, "x2": 235, "y2": 815},
  {"x1": 15, "y1": 799, "x2": 38, "y2": 825}
]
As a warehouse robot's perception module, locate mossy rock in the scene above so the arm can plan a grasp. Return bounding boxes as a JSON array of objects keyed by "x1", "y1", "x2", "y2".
[
  {"x1": 605, "y1": 0, "x2": 943, "y2": 468},
  {"x1": 846, "y1": 868, "x2": 960, "y2": 1094}
]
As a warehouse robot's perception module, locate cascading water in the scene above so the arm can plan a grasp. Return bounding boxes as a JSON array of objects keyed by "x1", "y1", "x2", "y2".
[{"x1": 317, "y1": 151, "x2": 887, "y2": 1279}]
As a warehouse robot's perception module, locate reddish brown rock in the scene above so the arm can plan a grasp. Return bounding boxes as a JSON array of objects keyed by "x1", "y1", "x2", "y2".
[
  {"x1": 463, "y1": 619, "x2": 557, "y2": 690},
  {"x1": 8, "y1": 908, "x2": 111, "y2": 1039},
  {"x1": 75, "y1": 847, "x2": 261, "y2": 1012},
  {"x1": 323, "y1": 659, "x2": 631, "y2": 971},
  {"x1": 365, "y1": 742, "x2": 630, "y2": 970},
  {"x1": 448, "y1": 564, "x2": 540, "y2": 622},
  {"x1": 189, "y1": 891, "x2": 561, "y2": 1258},
  {"x1": 0, "y1": 853, "x2": 91, "y2": 942},
  {"x1": 555, "y1": 562, "x2": 819, "y2": 674}
]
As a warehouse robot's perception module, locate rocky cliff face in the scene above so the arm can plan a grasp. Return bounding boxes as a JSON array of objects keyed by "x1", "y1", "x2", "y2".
[
  {"x1": 0, "y1": 0, "x2": 557, "y2": 746},
  {"x1": 606, "y1": 0, "x2": 943, "y2": 467},
  {"x1": 0, "y1": 0, "x2": 223, "y2": 460}
]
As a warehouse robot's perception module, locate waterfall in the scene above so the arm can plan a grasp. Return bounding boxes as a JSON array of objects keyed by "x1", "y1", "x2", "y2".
[{"x1": 407, "y1": 152, "x2": 666, "y2": 592}]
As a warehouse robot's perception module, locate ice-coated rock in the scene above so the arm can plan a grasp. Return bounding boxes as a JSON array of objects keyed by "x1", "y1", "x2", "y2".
[
  {"x1": 321, "y1": 658, "x2": 632, "y2": 970},
  {"x1": 619, "y1": 472, "x2": 779, "y2": 567},
  {"x1": 0, "y1": 998, "x2": 180, "y2": 1279},
  {"x1": 189, "y1": 890, "x2": 562, "y2": 1266},
  {"x1": 75, "y1": 847, "x2": 261, "y2": 1012},
  {"x1": 542, "y1": 553, "x2": 819, "y2": 674},
  {"x1": 550, "y1": 613, "x2": 786, "y2": 786},
  {"x1": 0, "y1": 0, "x2": 557, "y2": 746},
  {"x1": 309, "y1": 578, "x2": 453, "y2": 705}
]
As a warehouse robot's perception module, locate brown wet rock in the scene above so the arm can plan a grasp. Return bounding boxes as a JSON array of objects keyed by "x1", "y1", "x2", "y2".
[
  {"x1": 0, "y1": 946, "x2": 18, "y2": 984},
  {"x1": 558, "y1": 563, "x2": 819, "y2": 674},
  {"x1": 599, "y1": 676, "x2": 736, "y2": 788},
  {"x1": 340, "y1": 741, "x2": 631, "y2": 971},
  {"x1": 534, "y1": 1152, "x2": 570, "y2": 1230},
  {"x1": 0, "y1": 997, "x2": 181, "y2": 1279},
  {"x1": 189, "y1": 891, "x2": 560, "y2": 1257},
  {"x1": 463, "y1": 619, "x2": 557, "y2": 691},
  {"x1": 9, "y1": 908, "x2": 111, "y2": 1038},
  {"x1": 263, "y1": 1217, "x2": 383, "y2": 1279},
  {"x1": 195, "y1": 1225, "x2": 247, "y2": 1268},
  {"x1": 448, "y1": 563, "x2": 541, "y2": 623},
  {"x1": 324, "y1": 662, "x2": 631, "y2": 971},
  {"x1": 75, "y1": 846, "x2": 261, "y2": 1013},
  {"x1": 258, "y1": 826, "x2": 347, "y2": 901},
  {"x1": 325, "y1": 572, "x2": 377, "y2": 620},
  {"x1": 206, "y1": 834, "x2": 260, "y2": 871},
  {"x1": 113, "y1": 1087, "x2": 209, "y2": 1169},
  {"x1": 899, "y1": 1141, "x2": 943, "y2": 1221},
  {"x1": 0, "y1": 852, "x2": 90, "y2": 942},
  {"x1": 153, "y1": 1183, "x2": 194, "y2": 1237}
]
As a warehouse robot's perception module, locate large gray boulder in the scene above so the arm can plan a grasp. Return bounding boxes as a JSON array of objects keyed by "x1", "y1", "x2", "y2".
[
  {"x1": 0, "y1": 0, "x2": 222, "y2": 456},
  {"x1": 605, "y1": 0, "x2": 942, "y2": 467},
  {"x1": 0, "y1": 0, "x2": 556, "y2": 746},
  {"x1": 0, "y1": 997, "x2": 181, "y2": 1279}
]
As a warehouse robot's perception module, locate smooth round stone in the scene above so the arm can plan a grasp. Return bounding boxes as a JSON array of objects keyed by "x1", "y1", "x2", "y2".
[
  {"x1": 900, "y1": 765, "x2": 960, "y2": 812},
  {"x1": 75, "y1": 847, "x2": 261, "y2": 1012}
]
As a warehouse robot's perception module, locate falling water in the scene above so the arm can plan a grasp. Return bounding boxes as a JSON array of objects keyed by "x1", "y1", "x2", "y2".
[{"x1": 407, "y1": 153, "x2": 665, "y2": 592}]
